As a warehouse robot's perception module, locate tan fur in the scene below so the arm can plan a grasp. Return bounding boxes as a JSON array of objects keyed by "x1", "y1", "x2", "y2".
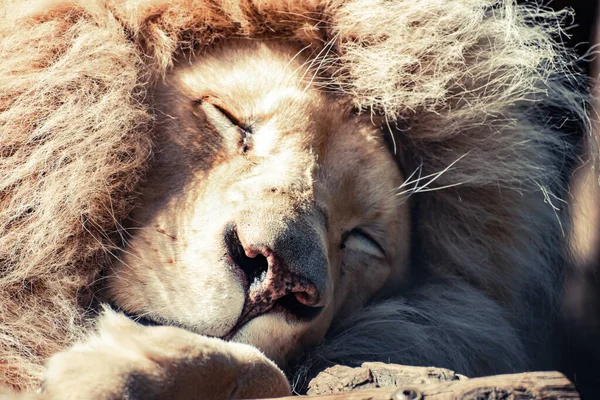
[
  {"x1": 0, "y1": 0, "x2": 589, "y2": 394},
  {"x1": 104, "y1": 39, "x2": 409, "y2": 368},
  {"x1": 40, "y1": 310, "x2": 290, "y2": 400}
]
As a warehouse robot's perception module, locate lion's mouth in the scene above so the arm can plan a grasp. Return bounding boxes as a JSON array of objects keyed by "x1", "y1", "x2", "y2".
[
  {"x1": 113, "y1": 294, "x2": 323, "y2": 338},
  {"x1": 114, "y1": 306, "x2": 164, "y2": 328},
  {"x1": 222, "y1": 292, "x2": 324, "y2": 340}
]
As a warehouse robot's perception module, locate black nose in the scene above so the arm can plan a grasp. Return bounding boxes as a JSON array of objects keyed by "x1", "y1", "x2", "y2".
[
  {"x1": 224, "y1": 224, "x2": 325, "y2": 324},
  {"x1": 225, "y1": 227, "x2": 270, "y2": 287}
]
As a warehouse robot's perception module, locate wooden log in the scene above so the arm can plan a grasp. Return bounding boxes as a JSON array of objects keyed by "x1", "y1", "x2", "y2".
[
  {"x1": 306, "y1": 362, "x2": 468, "y2": 395},
  {"x1": 261, "y1": 363, "x2": 580, "y2": 400}
]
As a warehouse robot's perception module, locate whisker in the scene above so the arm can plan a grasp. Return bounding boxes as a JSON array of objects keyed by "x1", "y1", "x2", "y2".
[
  {"x1": 300, "y1": 31, "x2": 339, "y2": 86},
  {"x1": 536, "y1": 181, "x2": 565, "y2": 236},
  {"x1": 395, "y1": 151, "x2": 472, "y2": 200},
  {"x1": 284, "y1": 43, "x2": 313, "y2": 75},
  {"x1": 399, "y1": 180, "x2": 472, "y2": 195},
  {"x1": 384, "y1": 114, "x2": 397, "y2": 156},
  {"x1": 303, "y1": 35, "x2": 339, "y2": 93}
]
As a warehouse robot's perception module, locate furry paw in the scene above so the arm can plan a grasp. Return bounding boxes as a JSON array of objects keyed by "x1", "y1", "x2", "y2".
[{"x1": 40, "y1": 310, "x2": 290, "y2": 400}]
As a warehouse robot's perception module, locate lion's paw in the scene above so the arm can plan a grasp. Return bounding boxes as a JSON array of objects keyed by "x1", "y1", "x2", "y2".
[{"x1": 41, "y1": 309, "x2": 290, "y2": 400}]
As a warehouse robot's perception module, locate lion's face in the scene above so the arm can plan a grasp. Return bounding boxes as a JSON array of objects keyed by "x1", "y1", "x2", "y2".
[{"x1": 106, "y1": 40, "x2": 410, "y2": 366}]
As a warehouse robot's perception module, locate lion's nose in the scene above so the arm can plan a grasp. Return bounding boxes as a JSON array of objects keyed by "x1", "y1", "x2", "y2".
[{"x1": 224, "y1": 224, "x2": 326, "y2": 324}]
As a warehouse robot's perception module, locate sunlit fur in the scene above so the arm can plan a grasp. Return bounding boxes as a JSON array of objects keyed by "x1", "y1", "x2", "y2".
[
  {"x1": 106, "y1": 40, "x2": 410, "y2": 368},
  {"x1": 0, "y1": 0, "x2": 589, "y2": 392}
]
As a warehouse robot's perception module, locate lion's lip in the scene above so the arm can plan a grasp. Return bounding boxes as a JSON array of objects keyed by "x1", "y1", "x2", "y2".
[
  {"x1": 110, "y1": 304, "x2": 168, "y2": 329},
  {"x1": 222, "y1": 294, "x2": 325, "y2": 341}
]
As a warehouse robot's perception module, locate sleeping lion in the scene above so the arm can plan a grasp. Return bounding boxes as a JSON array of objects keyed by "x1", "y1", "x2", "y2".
[{"x1": 0, "y1": 0, "x2": 590, "y2": 398}]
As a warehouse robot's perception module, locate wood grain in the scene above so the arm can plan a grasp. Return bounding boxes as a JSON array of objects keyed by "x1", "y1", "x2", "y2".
[{"x1": 259, "y1": 363, "x2": 579, "y2": 400}]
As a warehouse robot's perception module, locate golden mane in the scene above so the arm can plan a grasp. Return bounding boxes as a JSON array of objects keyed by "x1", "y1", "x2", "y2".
[{"x1": 0, "y1": 0, "x2": 589, "y2": 389}]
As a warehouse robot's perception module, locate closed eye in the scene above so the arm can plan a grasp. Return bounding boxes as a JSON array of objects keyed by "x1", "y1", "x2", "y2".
[
  {"x1": 194, "y1": 96, "x2": 252, "y2": 153},
  {"x1": 194, "y1": 97, "x2": 251, "y2": 133},
  {"x1": 340, "y1": 228, "x2": 385, "y2": 258}
]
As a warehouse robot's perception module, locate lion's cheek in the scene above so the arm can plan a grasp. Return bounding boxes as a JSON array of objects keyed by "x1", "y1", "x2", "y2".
[{"x1": 106, "y1": 239, "x2": 248, "y2": 338}]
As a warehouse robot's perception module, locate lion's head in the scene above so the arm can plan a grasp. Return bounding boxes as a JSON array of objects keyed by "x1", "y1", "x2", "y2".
[
  {"x1": 1, "y1": 0, "x2": 589, "y2": 391},
  {"x1": 106, "y1": 40, "x2": 410, "y2": 366}
]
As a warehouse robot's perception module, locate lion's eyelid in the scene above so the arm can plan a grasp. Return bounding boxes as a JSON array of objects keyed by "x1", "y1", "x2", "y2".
[
  {"x1": 342, "y1": 228, "x2": 386, "y2": 258},
  {"x1": 213, "y1": 103, "x2": 250, "y2": 132},
  {"x1": 195, "y1": 97, "x2": 251, "y2": 132}
]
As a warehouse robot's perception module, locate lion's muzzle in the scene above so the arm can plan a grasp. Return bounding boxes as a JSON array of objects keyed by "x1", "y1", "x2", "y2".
[{"x1": 222, "y1": 216, "x2": 328, "y2": 336}]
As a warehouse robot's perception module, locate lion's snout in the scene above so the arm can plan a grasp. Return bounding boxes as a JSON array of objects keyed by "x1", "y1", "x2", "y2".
[{"x1": 223, "y1": 217, "x2": 328, "y2": 330}]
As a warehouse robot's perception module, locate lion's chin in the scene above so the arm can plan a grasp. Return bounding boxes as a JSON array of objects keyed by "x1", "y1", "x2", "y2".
[{"x1": 227, "y1": 310, "x2": 328, "y2": 367}]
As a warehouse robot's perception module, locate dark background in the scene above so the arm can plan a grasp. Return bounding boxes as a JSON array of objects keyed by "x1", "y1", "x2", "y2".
[{"x1": 528, "y1": 1, "x2": 600, "y2": 398}]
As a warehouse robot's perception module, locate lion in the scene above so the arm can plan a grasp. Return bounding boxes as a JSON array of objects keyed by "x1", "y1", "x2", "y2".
[{"x1": 0, "y1": 0, "x2": 590, "y2": 398}]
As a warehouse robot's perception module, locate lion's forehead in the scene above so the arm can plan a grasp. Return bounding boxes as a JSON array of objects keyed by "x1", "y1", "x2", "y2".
[
  {"x1": 158, "y1": 38, "x2": 405, "y2": 242},
  {"x1": 175, "y1": 41, "x2": 319, "y2": 115}
]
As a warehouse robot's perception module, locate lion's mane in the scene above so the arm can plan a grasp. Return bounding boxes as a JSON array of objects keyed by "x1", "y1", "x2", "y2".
[{"x1": 0, "y1": 0, "x2": 589, "y2": 389}]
